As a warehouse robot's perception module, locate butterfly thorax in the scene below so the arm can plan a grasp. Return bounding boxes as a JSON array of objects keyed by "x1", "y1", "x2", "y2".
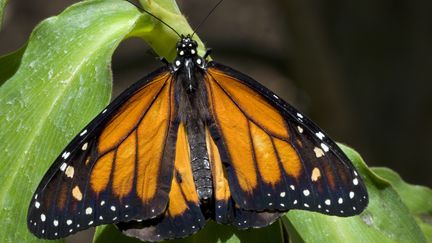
[
  {"x1": 173, "y1": 35, "x2": 213, "y2": 201},
  {"x1": 172, "y1": 35, "x2": 206, "y2": 82}
]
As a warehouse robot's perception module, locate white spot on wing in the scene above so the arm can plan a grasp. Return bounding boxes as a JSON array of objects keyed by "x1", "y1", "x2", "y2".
[
  {"x1": 35, "y1": 201, "x2": 40, "y2": 209},
  {"x1": 297, "y1": 126, "x2": 303, "y2": 133},
  {"x1": 85, "y1": 207, "x2": 92, "y2": 215},
  {"x1": 65, "y1": 166, "x2": 74, "y2": 178},
  {"x1": 338, "y1": 198, "x2": 343, "y2": 204},
  {"x1": 41, "y1": 214, "x2": 46, "y2": 222},
  {"x1": 62, "y1": 151, "x2": 70, "y2": 159},
  {"x1": 290, "y1": 185, "x2": 295, "y2": 190},
  {"x1": 280, "y1": 192, "x2": 286, "y2": 197},
  {"x1": 311, "y1": 167, "x2": 321, "y2": 181},
  {"x1": 53, "y1": 220, "x2": 59, "y2": 227},
  {"x1": 314, "y1": 147, "x2": 325, "y2": 158},
  {"x1": 66, "y1": 219, "x2": 72, "y2": 225},
  {"x1": 80, "y1": 130, "x2": 87, "y2": 136},
  {"x1": 325, "y1": 199, "x2": 331, "y2": 205},
  {"x1": 353, "y1": 178, "x2": 359, "y2": 185},
  {"x1": 296, "y1": 113, "x2": 303, "y2": 119},
  {"x1": 72, "y1": 186, "x2": 82, "y2": 201},
  {"x1": 315, "y1": 131, "x2": 325, "y2": 140},
  {"x1": 81, "y1": 142, "x2": 88, "y2": 151},
  {"x1": 349, "y1": 191, "x2": 355, "y2": 199},
  {"x1": 111, "y1": 206, "x2": 116, "y2": 211},
  {"x1": 303, "y1": 189, "x2": 310, "y2": 196},
  {"x1": 60, "y1": 163, "x2": 67, "y2": 172},
  {"x1": 321, "y1": 143, "x2": 330, "y2": 152}
]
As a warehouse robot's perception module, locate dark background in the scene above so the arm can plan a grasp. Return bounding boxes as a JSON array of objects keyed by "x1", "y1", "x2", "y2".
[{"x1": 1, "y1": 0, "x2": 431, "y2": 235}]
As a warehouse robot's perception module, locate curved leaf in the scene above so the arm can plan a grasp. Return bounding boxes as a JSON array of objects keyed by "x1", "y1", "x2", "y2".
[
  {"x1": 283, "y1": 144, "x2": 427, "y2": 243},
  {"x1": 0, "y1": 0, "x2": 142, "y2": 241},
  {"x1": 0, "y1": 44, "x2": 26, "y2": 86},
  {"x1": 372, "y1": 167, "x2": 432, "y2": 241}
]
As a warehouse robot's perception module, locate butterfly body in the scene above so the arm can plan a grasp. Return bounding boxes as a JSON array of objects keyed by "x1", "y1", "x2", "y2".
[
  {"x1": 28, "y1": 34, "x2": 368, "y2": 241},
  {"x1": 172, "y1": 36, "x2": 213, "y2": 201}
]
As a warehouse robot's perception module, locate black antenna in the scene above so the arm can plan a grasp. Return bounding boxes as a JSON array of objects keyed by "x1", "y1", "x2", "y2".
[
  {"x1": 127, "y1": 0, "x2": 181, "y2": 37},
  {"x1": 191, "y1": 0, "x2": 225, "y2": 37}
]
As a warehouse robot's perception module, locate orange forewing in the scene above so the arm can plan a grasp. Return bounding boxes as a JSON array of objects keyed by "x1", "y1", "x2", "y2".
[
  {"x1": 209, "y1": 68, "x2": 289, "y2": 139},
  {"x1": 136, "y1": 80, "x2": 172, "y2": 203},
  {"x1": 89, "y1": 75, "x2": 173, "y2": 203},
  {"x1": 205, "y1": 68, "x2": 304, "y2": 210},
  {"x1": 112, "y1": 131, "x2": 137, "y2": 197},
  {"x1": 90, "y1": 151, "x2": 114, "y2": 194},
  {"x1": 206, "y1": 74, "x2": 257, "y2": 193},
  {"x1": 98, "y1": 72, "x2": 170, "y2": 153},
  {"x1": 249, "y1": 122, "x2": 282, "y2": 185}
]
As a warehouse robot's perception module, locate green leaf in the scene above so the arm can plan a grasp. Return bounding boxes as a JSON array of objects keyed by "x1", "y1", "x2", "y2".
[
  {"x1": 0, "y1": 45, "x2": 26, "y2": 86},
  {"x1": 0, "y1": 0, "x2": 142, "y2": 242},
  {"x1": 93, "y1": 220, "x2": 283, "y2": 243},
  {"x1": 134, "y1": 0, "x2": 207, "y2": 61},
  {"x1": 0, "y1": 0, "x2": 7, "y2": 29},
  {"x1": 283, "y1": 144, "x2": 427, "y2": 243},
  {"x1": 372, "y1": 167, "x2": 432, "y2": 241}
]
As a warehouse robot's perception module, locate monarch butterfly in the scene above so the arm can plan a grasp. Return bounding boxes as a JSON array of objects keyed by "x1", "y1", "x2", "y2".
[{"x1": 27, "y1": 5, "x2": 368, "y2": 243}]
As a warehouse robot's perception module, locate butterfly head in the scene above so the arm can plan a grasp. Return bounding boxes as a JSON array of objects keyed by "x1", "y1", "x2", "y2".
[
  {"x1": 176, "y1": 35, "x2": 198, "y2": 58},
  {"x1": 172, "y1": 35, "x2": 205, "y2": 72}
]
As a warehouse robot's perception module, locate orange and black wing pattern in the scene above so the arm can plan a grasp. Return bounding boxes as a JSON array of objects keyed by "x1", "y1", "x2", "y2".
[
  {"x1": 27, "y1": 36, "x2": 368, "y2": 242},
  {"x1": 118, "y1": 124, "x2": 206, "y2": 241},
  {"x1": 205, "y1": 62, "x2": 368, "y2": 226},
  {"x1": 27, "y1": 67, "x2": 180, "y2": 239}
]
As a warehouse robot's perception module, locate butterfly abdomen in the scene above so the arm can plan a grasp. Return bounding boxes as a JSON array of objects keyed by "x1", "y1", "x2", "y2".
[
  {"x1": 187, "y1": 122, "x2": 213, "y2": 200},
  {"x1": 175, "y1": 63, "x2": 213, "y2": 201}
]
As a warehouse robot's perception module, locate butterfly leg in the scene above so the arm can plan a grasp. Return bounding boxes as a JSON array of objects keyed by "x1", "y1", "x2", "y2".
[
  {"x1": 204, "y1": 48, "x2": 212, "y2": 60},
  {"x1": 158, "y1": 57, "x2": 170, "y2": 66}
]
